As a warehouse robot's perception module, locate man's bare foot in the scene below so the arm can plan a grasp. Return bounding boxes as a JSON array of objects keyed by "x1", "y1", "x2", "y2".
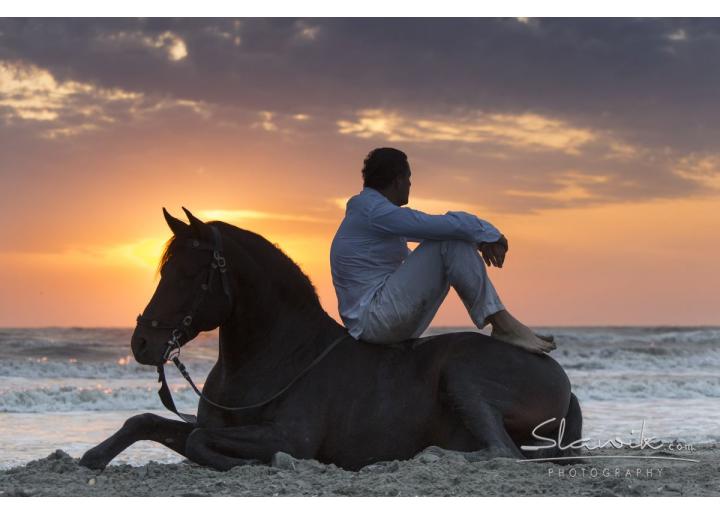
[
  {"x1": 491, "y1": 327, "x2": 556, "y2": 354},
  {"x1": 487, "y1": 310, "x2": 557, "y2": 354}
]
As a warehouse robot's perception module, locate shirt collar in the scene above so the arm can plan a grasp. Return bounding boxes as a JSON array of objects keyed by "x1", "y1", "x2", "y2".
[{"x1": 362, "y1": 187, "x2": 384, "y2": 198}]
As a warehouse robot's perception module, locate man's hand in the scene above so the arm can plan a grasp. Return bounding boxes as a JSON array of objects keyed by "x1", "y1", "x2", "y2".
[{"x1": 478, "y1": 234, "x2": 508, "y2": 268}]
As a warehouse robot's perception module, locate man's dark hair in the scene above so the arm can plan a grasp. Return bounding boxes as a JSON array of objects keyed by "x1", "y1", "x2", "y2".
[{"x1": 362, "y1": 148, "x2": 409, "y2": 189}]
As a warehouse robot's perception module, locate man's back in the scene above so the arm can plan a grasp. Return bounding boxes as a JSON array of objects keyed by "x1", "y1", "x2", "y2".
[{"x1": 330, "y1": 187, "x2": 410, "y2": 338}]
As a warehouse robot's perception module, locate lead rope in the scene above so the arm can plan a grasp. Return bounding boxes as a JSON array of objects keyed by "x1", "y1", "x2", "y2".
[{"x1": 157, "y1": 332, "x2": 352, "y2": 424}]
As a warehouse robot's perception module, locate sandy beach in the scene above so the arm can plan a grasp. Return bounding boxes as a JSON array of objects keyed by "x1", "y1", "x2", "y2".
[{"x1": 1, "y1": 445, "x2": 718, "y2": 497}]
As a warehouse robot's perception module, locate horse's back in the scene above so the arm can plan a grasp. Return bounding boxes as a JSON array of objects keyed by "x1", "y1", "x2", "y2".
[{"x1": 359, "y1": 331, "x2": 568, "y2": 385}]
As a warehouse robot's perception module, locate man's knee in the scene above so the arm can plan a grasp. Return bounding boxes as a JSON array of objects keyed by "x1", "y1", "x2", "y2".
[
  {"x1": 414, "y1": 239, "x2": 480, "y2": 267},
  {"x1": 439, "y1": 239, "x2": 479, "y2": 259},
  {"x1": 417, "y1": 239, "x2": 475, "y2": 253}
]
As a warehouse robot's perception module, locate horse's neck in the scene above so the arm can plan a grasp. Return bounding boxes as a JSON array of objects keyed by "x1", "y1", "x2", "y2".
[
  {"x1": 217, "y1": 308, "x2": 343, "y2": 373},
  {"x1": 216, "y1": 232, "x2": 345, "y2": 373}
]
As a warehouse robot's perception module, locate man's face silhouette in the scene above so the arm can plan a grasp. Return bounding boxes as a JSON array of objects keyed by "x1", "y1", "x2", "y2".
[{"x1": 396, "y1": 167, "x2": 411, "y2": 206}]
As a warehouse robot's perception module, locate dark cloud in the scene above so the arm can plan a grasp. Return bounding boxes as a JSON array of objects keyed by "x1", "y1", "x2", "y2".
[
  {"x1": 2, "y1": 17, "x2": 720, "y2": 218},
  {"x1": 2, "y1": 18, "x2": 719, "y2": 142}
]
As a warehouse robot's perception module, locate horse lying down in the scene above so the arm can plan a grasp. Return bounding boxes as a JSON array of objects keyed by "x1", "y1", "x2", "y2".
[{"x1": 80, "y1": 208, "x2": 582, "y2": 472}]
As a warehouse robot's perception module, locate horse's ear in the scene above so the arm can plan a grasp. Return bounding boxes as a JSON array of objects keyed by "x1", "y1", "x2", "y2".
[
  {"x1": 182, "y1": 207, "x2": 208, "y2": 237},
  {"x1": 163, "y1": 207, "x2": 190, "y2": 236}
]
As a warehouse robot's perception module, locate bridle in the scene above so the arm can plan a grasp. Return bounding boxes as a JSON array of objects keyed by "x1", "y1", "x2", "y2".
[
  {"x1": 135, "y1": 224, "x2": 350, "y2": 424},
  {"x1": 137, "y1": 225, "x2": 233, "y2": 364}
]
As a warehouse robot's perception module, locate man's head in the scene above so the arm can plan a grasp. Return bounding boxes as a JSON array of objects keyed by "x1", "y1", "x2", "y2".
[{"x1": 361, "y1": 147, "x2": 411, "y2": 206}]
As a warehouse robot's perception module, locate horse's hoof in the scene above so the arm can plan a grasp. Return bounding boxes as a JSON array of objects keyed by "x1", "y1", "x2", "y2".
[{"x1": 79, "y1": 450, "x2": 108, "y2": 470}]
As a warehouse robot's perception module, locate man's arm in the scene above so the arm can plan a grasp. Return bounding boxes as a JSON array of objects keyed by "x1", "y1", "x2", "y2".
[{"x1": 369, "y1": 202, "x2": 502, "y2": 245}]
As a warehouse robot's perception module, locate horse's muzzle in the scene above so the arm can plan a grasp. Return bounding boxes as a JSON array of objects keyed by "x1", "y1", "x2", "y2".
[{"x1": 131, "y1": 328, "x2": 165, "y2": 366}]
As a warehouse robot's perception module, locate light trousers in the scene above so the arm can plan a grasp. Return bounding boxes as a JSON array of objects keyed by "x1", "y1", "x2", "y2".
[{"x1": 359, "y1": 240, "x2": 505, "y2": 343}]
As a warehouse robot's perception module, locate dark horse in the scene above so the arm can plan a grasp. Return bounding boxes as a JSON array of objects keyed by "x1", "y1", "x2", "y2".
[{"x1": 79, "y1": 208, "x2": 582, "y2": 471}]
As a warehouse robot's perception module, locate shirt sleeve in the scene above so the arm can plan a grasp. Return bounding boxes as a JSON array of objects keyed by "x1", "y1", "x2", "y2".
[{"x1": 368, "y1": 202, "x2": 502, "y2": 244}]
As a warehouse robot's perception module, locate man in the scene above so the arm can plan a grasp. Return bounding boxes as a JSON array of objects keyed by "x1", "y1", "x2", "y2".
[{"x1": 330, "y1": 147, "x2": 556, "y2": 354}]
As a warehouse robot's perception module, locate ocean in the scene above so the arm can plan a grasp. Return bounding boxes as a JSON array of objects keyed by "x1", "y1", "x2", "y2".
[{"x1": 0, "y1": 326, "x2": 718, "y2": 469}]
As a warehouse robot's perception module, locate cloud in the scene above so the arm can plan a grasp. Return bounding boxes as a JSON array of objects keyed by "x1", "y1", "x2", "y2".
[
  {"x1": 338, "y1": 109, "x2": 598, "y2": 155},
  {"x1": 674, "y1": 154, "x2": 720, "y2": 190},
  {"x1": 252, "y1": 111, "x2": 278, "y2": 132},
  {"x1": 2, "y1": 18, "x2": 720, "y2": 214},
  {"x1": 0, "y1": 59, "x2": 209, "y2": 138},
  {"x1": 606, "y1": 141, "x2": 642, "y2": 160},
  {"x1": 250, "y1": 110, "x2": 316, "y2": 134},
  {"x1": 667, "y1": 29, "x2": 687, "y2": 42},
  {"x1": 98, "y1": 30, "x2": 188, "y2": 62},
  {"x1": 295, "y1": 21, "x2": 320, "y2": 41},
  {"x1": 506, "y1": 171, "x2": 611, "y2": 203},
  {"x1": 0, "y1": 60, "x2": 128, "y2": 122},
  {"x1": 3, "y1": 18, "x2": 720, "y2": 154},
  {"x1": 0, "y1": 59, "x2": 134, "y2": 136},
  {"x1": 199, "y1": 209, "x2": 333, "y2": 224}
]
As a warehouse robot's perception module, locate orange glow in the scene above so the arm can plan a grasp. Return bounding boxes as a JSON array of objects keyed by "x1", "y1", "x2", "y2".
[
  {"x1": 2, "y1": 190, "x2": 719, "y2": 327},
  {"x1": 5, "y1": 21, "x2": 720, "y2": 337}
]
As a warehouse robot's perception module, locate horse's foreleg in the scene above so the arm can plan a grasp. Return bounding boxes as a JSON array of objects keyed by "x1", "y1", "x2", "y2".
[
  {"x1": 79, "y1": 413, "x2": 195, "y2": 470},
  {"x1": 185, "y1": 424, "x2": 291, "y2": 471}
]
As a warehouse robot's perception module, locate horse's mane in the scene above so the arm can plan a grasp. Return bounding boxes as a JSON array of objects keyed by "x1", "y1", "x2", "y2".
[{"x1": 158, "y1": 221, "x2": 322, "y2": 309}]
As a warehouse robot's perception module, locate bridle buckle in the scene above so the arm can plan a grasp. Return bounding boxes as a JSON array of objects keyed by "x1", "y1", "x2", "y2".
[
  {"x1": 213, "y1": 250, "x2": 227, "y2": 270},
  {"x1": 163, "y1": 329, "x2": 183, "y2": 362}
]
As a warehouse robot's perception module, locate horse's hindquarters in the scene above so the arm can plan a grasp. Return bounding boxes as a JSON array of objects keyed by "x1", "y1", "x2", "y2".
[{"x1": 439, "y1": 335, "x2": 573, "y2": 444}]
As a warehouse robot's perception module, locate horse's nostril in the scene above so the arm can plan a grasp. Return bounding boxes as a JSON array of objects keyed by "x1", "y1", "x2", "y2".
[{"x1": 131, "y1": 335, "x2": 147, "y2": 357}]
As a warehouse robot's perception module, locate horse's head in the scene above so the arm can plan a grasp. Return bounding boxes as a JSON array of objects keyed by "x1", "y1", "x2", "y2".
[{"x1": 131, "y1": 207, "x2": 234, "y2": 366}]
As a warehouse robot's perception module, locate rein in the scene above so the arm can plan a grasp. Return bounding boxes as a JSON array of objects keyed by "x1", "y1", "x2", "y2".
[
  {"x1": 159, "y1": 333, "x2": 351, "y2": 423},
  {"x1": 136, "y1": 224, "x2": 350, "y2": 424}
]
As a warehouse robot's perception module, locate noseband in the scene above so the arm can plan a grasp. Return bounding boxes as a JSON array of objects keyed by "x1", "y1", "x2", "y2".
[{"x1": 135, "y1": 224, "x2": 350, "y2": 424}]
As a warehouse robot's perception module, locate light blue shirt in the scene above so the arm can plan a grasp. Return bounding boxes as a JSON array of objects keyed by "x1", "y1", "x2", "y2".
[{"x1": 330, "y1": 187, "x2": 502, "y2": 338}]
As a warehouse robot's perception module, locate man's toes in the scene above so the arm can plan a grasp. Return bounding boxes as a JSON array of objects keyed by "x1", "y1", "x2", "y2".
[
  {"x1": 542, "y1": 342, "x2": 556, "y2": 353},
  {"x1": 536, "y1": 333, "x2": 555, "y2": 343}
]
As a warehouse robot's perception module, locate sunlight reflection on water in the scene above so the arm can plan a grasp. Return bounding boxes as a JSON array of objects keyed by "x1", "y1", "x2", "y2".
[{"x1": 0, "y1": 410, "x2": 185, "y2": 469}]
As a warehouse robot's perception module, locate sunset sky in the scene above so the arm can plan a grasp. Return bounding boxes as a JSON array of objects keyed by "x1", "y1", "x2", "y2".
[{"x1": 1, "y1": 18, "x2": 719, "y2": 327}]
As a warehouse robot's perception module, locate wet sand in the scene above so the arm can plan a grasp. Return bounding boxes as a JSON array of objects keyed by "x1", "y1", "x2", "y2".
[{"x1": 1, "y1": 445, "x2": 718, "y2": 496}]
